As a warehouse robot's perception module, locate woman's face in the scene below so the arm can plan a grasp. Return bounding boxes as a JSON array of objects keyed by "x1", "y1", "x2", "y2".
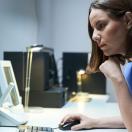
[{"x1": 89, "y1": 8, "x2": 128, "y2": 56}]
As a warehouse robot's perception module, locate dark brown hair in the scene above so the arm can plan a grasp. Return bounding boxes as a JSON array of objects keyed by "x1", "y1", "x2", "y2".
[{"x1": 87, "y1": 0, "x2": 132, "y2": 73}]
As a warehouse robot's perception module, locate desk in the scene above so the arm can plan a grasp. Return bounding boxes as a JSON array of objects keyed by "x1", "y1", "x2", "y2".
[{"x1": 0, "y1": 94, "x2": 127, "y2": 132}]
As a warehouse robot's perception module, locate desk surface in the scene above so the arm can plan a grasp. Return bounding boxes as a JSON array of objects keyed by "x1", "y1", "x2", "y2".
[{"x1": 0, "y1": 94, "x2": 127, "y2": 132}]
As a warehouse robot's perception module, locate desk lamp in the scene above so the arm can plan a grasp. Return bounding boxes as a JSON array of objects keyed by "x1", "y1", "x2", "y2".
[
  {"x1": 24, "y1": 44, "x2": 43, "y2": 111},
  {"x1": 76, "y1": 69, "x2": 91, "y2": 102},
  {"x1": 76, "y1": 69, "x2": 85, "y2": 93}
]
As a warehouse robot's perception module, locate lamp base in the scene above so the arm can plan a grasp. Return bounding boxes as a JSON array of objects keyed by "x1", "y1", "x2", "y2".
[{"x1": 69, "y1": 92, "x2": 92, "y2": 102}]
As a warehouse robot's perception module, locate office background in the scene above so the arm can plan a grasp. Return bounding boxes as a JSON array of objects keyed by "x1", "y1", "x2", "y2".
[{"x1": 0, "y1": 0, "x2": 116, "y2": 102}]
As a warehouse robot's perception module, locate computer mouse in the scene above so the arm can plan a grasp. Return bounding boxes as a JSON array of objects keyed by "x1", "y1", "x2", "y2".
[{"x1": 59, "y1": 120, "x2": 80, "y2": 131}]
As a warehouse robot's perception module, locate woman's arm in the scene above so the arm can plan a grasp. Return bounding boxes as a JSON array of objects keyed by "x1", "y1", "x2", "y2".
[
  {"x1": 112, "y1": 74, "x2": 132, "y2": 131},
  {"x1": 99, "y1": 57, "x2": 132, "y2": 132},
  {"x1": 94, "y1": 116, "x2": 125, "y2": 129}
]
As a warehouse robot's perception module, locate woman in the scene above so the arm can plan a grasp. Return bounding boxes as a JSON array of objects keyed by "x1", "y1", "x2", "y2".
[{"x1": 60, "y1": 0, "x2": 132, "y2": 131}]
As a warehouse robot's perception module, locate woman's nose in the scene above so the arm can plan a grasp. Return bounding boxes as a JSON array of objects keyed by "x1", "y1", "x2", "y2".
[{"x1": 92, "y1": 32, "x2": 101, "y2": 44}]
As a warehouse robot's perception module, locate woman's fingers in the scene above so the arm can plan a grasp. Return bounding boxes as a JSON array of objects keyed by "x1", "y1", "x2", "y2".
[
  {"x1": 60, "y1": 114, "x2": 74, "y2": 124},
  {"x1": 60, "y1": 114, "x2": 81, "y2": 124},
  {"x1": 71, "y1": 123, "x2": 83, "y2": 131}
]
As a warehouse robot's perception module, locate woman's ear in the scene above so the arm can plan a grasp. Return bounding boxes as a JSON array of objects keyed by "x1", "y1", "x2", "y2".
[{"x1": 124, "y1": 11, "x2": 132, "y2": 29}]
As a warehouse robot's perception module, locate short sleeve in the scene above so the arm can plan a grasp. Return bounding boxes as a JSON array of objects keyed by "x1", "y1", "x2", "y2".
[{"x1": 123, "y1": 62, "x2": 132, "y2": 95}]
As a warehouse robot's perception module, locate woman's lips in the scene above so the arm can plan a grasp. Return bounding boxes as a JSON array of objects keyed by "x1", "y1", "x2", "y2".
[
  {"x1": 99, "y1": 44, "x2": 105, "y2": 48},
  {"x1": 100, "y1": 44, "x2": 106, "y2": 48}
]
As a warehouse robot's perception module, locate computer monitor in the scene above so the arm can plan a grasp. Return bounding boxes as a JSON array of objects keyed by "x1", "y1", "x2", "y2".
[
  {"x1": 62, "y1": 52, "x2": 106, "y2": 95},
  {"x1": 62, "y1": 52, "x2": 88, "y2": 94},
  {"x1": 0, "y1": 60, "x2": 27, "y2": 126},
  {"x1": 42, "y1": 47, "x2": 59, "y2": 87}
]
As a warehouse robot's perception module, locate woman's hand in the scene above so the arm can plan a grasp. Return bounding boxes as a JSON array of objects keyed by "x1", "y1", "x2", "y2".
[
  {"x1": 99, "y1": 57, "x2": 124, "y2": 82},
  {"x1": 60, "y1": 113, "x2": 97, "y2": 131}
]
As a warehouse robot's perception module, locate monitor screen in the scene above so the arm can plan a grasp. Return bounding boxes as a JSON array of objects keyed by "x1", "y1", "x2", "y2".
[
  {"x1": 62, "y1": 52, "x2": 106, "y2": 95},
  {"x1": 4, "y1": 66, "x2": 19, "y2": 106},
  {"x1": 0, "y1": 61, "x2": 21, "y2": 107},
  {"x1": 62, "y1": 52, "x2": 88, "y2": 93},
  {"x1": 42, "y1": 47, "x2": 59, "y2": 87}
]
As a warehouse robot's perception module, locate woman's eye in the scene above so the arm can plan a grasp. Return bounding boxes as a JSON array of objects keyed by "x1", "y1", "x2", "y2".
[{"x1": 96, "y1": 22, "x2": 106, "y2": 30}]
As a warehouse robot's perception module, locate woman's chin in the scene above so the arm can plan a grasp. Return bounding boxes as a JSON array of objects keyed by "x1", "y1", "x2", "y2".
[
  {"x1": 103, "y1": 50, "x2": 118, "y2": 56},
  {"x1": 103, "y1": 52, "x2": 112, "y2": 56}
]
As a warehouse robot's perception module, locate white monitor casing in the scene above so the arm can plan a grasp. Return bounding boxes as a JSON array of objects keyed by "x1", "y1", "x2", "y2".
[{"x1": 0, "y1": 60, "x2": 28, "y2": 126}]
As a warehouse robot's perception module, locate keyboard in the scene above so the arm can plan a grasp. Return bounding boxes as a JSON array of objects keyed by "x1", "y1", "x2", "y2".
[{"x1": 18, "y1": 126, "x2": 54, "y2": 132}]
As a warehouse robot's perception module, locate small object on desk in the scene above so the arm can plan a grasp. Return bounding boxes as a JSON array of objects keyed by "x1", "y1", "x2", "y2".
[{"x1": 59, "y1": 120, "x2": 80, "y2": 131}]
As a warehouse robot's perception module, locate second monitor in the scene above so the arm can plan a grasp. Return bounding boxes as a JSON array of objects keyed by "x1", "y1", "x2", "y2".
[{"x1": 62, "y1": 52, "x2": 106, "y2": 95}]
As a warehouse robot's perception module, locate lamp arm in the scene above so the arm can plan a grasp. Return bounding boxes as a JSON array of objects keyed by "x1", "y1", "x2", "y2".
[{"x1": 24, "y1": 49, "x2": 33, "y2": 111}]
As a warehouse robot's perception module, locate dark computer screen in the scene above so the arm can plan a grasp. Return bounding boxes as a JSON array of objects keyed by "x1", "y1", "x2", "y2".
[
  {"x1": 62, "y1": 52, "x2": 88, "y2": 94},
  {"x1": 41, "y1": 47, "x2": 59, "y2": 87},
  {"x1": 62, "y1": 52, "x2": 106, "y2": 95}
]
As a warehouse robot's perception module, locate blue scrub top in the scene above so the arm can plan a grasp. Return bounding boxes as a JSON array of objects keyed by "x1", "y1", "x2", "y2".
[{"x1": 123, "y1": 62, "x2": 132, "y2": 95}]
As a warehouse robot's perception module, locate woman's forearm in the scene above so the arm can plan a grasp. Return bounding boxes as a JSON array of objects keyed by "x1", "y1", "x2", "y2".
[
  {"x1": 112, "y1": 77, "x2": 132, "y2": 131},
  {"x1": 94, "y1": 116, "x2": 125, "y2": 128},
  {"x1": 99, "y1": 58, "x2": 132, "y2": 131}
]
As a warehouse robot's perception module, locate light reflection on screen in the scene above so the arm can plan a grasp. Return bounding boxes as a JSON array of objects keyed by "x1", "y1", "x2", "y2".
[{"x1": 4, "y1": 67, "x2": 19, "y2": 106}]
